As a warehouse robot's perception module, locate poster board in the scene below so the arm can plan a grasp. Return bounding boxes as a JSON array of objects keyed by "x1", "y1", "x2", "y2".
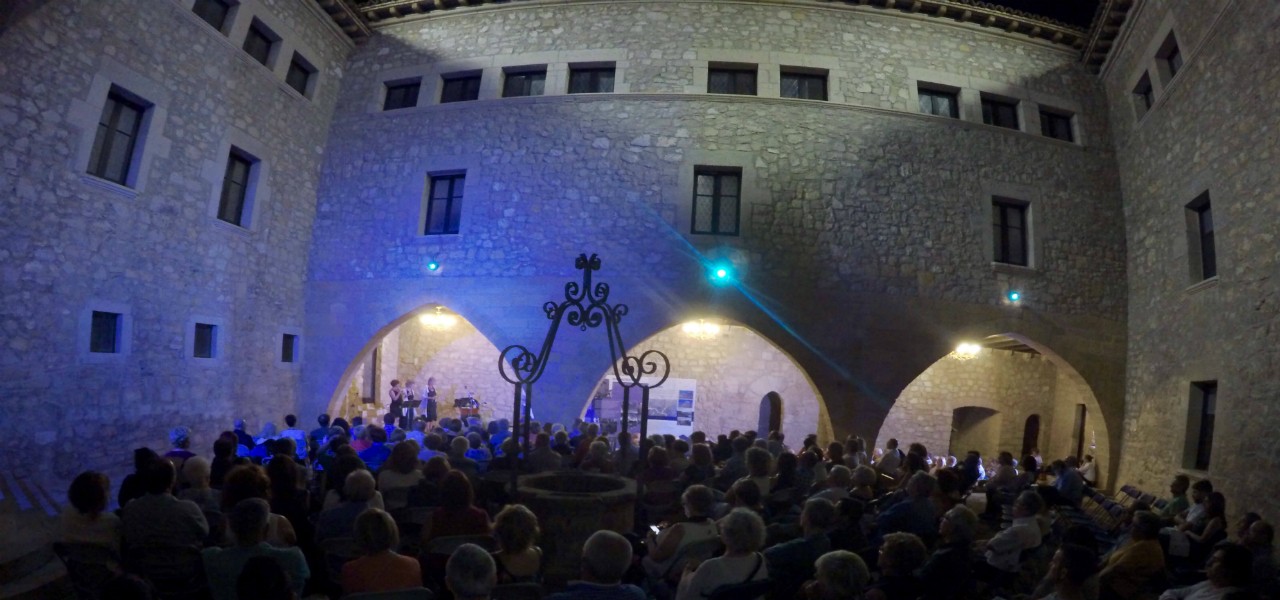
[{"x1": 644, "y1": 378, "x2": 696, "y2": 439}]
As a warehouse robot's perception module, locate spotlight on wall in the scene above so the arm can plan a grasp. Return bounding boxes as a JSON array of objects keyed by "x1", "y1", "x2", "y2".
[
  {"x1": 418, "y1": 306, "x2": 458, "y2": 330},
  {"x1": 426, "y1": 260, "x2": 441, "y2": 272},
  {"x1": 682, "y1": 319, "x2": 722, "y2": 340},
  {"x1": 708, "y1": 263, "x2": 734, "y2": 285},
  {"x1": 1006, "y1": 290, "x2": 1022, "y2": 303},
  {"x1": 951, "y1": 342, "x2": 982, "y2": 361}
]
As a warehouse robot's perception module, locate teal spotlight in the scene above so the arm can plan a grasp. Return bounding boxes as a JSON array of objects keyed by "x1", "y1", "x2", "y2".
[
  {"x1": 426, "y1": 260, "x2": 440, "y2": 272},
  {"x1": 709, "y1": 263, "x2": 734, "y2": 284},
  {"x1": 1007, "y1": 290, "x2": 1021, "y2": 303}
]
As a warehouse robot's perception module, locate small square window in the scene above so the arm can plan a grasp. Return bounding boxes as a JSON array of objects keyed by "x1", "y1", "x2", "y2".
[
  {"x1": 981, "y1": 96, "x2": 1020, "y2": 130},
  {"x1": 992, "y1": 198, "x2": 1029, "y2": 266},
  {"x1": 780, "y1": 69, "x2": 827, "y2": 101},
  {"x1": 568, "y1": 65, "x2": 615, "y2": 94},
  {"x1": 708, "y1": 65, "x2": 757, "y2": 96},
  {"x1": 285, "y1": 53, "x2": 316, "y2": 97},
  {"x1": 384, "y1": 79, "x2": 421, "y2": 110},
  {"x1": 1039, "y1": 109, "x2": 1074, "y2": 142},
  {"x1": 1186, "y1": 381, "x2": 1217, "y2": 471},
  {"x1": 441, "y1": 73, "x2": 482, "y2": 103},
  {"x1": 503, "y1": 67, "x2": 546, "y2": 98},
  {"x1": 218, "y1": 148, "x2": 257, "y2": 227},
  {"x1": 691, "y1": 167, "x2": 741, "y2": 236},
  {"x1": 918, "y1": 86, "x2": 959, "y2": 118},
  {"x1": 194, "y1": 323, "x2": 218, "y2": 359},
  {"x1": 1186, "y1": 192, "x2": 1216, "y2": 281},
  {"x1": 192, "y1": 0, "x2": 233, "y2": 32},
  {"x1": 88, "y1": 89, "x2": 147, "y2": 185},
  {"x1": 424, "y1": 173, "x2": 465, "y2": 235},
  {"x1": 242, "y1": 19, "x2": 277, "y2": 67},
  {"x1": 281, "y1": 334, "x2": 298, "y2": 363},
  {"x1": 1133, "y1": 73, "x2": 1154, "y2": 116},
  {"x1": 1157, "y1": 32, "x2": 1184, "y2": 81},
  {"x1": 90, "y1": 311, "x2": 121, "y2": 354}
]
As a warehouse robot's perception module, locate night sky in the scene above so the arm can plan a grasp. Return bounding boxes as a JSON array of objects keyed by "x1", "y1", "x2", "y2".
[{"x1": 986, "y1": 0, "x2": 1101, "y2": 29}]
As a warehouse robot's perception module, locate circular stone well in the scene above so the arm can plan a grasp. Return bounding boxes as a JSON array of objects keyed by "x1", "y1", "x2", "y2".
[{"x1": 516, "y1": 471, "x2": 636, "y2": 584}]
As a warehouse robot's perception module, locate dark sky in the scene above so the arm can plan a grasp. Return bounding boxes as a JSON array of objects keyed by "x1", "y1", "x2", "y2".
[{"x1": 985, "y1": 0, "x2": 1100, "y2": 29}]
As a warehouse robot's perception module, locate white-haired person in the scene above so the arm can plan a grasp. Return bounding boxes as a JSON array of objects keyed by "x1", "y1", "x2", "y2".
[
  {"x1": 315, "y1": 470, "x2": 379, "y2": 544},
  {"x1": 675, "y1": 508, "x2": 770, "y2": 600},
  {"x1": 802, "y1": 550, "x2": 870, "y2": 600},
  {"x1": 447, "y1": 543, "x2": 497, "y2": 600},
  {"x1": 547, "y1": 530, "x2": 645, "y2": 600},
  {"x1": 178, "y1": 456, "x2": 221, "y2": 513},
  {"x1": 643, "y1": 485, "x2": 720, "y2": 585},
  {"x1": 919, "y1": 505, "x2": 979, "y2": 600},
  {"x1": 341, "y1": 508, "x2": 421, "y2": 594}
]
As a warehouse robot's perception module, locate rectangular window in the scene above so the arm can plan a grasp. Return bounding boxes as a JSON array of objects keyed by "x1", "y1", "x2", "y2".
[
  {"x1": 88, "y1": 90, "x2": 145, "y2": 185},
  {"x1": 992, "y1": 198, "x2": 1028, "y2": 266},
  {"x1": 502, "y1": 68, "x2": 547, "y2": 98},
  {"x1": 780, "y1": 69, "x2": 827, "y2": 101},
  {"x1": 1158, "y1": 32, "x2": 1184, "y2": 80},
  {"x1": 217, "y1": 150, "x2": 254, "y2": 226},
  {"x1": 1039, "y1": 109, "x2": 1074, "y2": 142},
  {"x1": 918, "y1": 86, "x2": 959, "y2": 118},
  {"x1": 281, "y1": 334, "x2": 298, "y2": 363},
  {"x1": 440, "y1": 73, "x2": 482, "y2": 103},
  {"x1": 707, "y1": 65, "x2": 757, "y2": 96},
  {"x1": 89, "y1": 311, "x2": 121, "y2": 354},
  {"x1": 1133, "y1": 73, "x2": 1154, "y2": 115},
  {"x1": 192, "y1": 0, "x2": 232, "y2": 32},
  {"x1": 981, "y1": 96, "x2": 1020, "y2": 130},
  {"x1": 568, "y1": 65, "x2": 615, "y2": 94},
  {"x1": 242, "y1": 20, "x2": 276, "y2": 67},
  {"x1": 424, "y1": 173, "x2": 465, "y2": 235},
  {"x1": 194, "y1": 323, "x2": 217, "y2": 359},
  {"x1": 691, "y1": 167, "x2": 741, "y2": 236},
  {"x1": 285, "y1": 53, "x2": 315, "y2": 97},
  {"x1": 383, "y1": 79, "x2": 421, "y2": 110},
  {"x1": 1187, "y1": 193, "x2": 1216, "y2": 280},
  {"x1": 1188, "y1": 381, "x2": 1217, "y2": 471}
]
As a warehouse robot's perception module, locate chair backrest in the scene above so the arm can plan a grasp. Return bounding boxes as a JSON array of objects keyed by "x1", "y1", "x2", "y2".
[
  {"x1": 54, "y1": 542, "x2": 121, "y2": 599},
  {"x1": 425, "y1": 534, "x2": 496, "y2": 556},
  {"x1": 1138, "y1": 493, "x2": 1156, "y2": 506},
  {"x1": 383, "y1": 487, "x2": 411, "y2": 510},
  {"x1": 322, "y1": 536, "x2": 362, "y2": 583},
  {"x1": 343, "y1": 587, "x2": 435, "y2": 600},
  {"x1": 490, "y1": 582, "x2": 545, "y2": 600}
]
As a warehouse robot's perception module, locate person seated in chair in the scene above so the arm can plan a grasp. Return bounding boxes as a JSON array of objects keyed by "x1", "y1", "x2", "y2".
[
  {"x1": 802, "y1": 550, "x2": 870, "y2": 600},
  {"x1": 1099, "y1": 510, "x2": 1165, "y2": 600},
  {"x1": 202, "y1": 499, "x2": 308, "y2": 600},
  {"x1": 674, "y1": 508, "x2": 769, "y2": 600},
  {"x1": 1159, "y1": 543, "x2": 1253, "y2": 600},
  {"x1": 919, "y1": 506, "x2": 979, "y2": 600},
  {"x1": 491, "y1": 504, "x2": 543, "y2": 585},
  {"x1": 60, "y1": 471, "x2": 122, "y2": 569},
  {"x1": 867, "y1": 533, "x2": 927, "y2": 600},
  {"x1": 549, "y1": 531, "x2": 647, "y2": 600},
  {"x1": 765, "y1": 498, "x2": 837, "y2": 599},
  {"x1": 340, "y1": 508, "x2": 421, "y2": 595},
  {"x1": 975, "y1": 490, "x2": 1044, "y2": 586},
  {"x1": 121, "y1": 459, "x2": 208, "y2": 561},
  {"x1": 448, "y1": 543, "x2": 497, "y2": 600}
]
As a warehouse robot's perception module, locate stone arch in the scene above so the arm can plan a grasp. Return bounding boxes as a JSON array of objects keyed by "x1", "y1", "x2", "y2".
[
  {"x1": 874, "y1": 332, "x2": 1113, "y2": 488},
  {"x1": 580, "y1": 320, "x2": 833, "y2": 445},
  {"x1": 759, "y1": 391, "x2": 783, "y2": 435},
  {"x1": 324, "y1": 303, "x2": 513, "y2": 426}
]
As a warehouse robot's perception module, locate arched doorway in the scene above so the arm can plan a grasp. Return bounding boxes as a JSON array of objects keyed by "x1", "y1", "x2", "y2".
[
  {"x1": 949, "y1": 406, "x2": 1001, "y2": 458},
  {"x1": 581, "y1": 320, "x2": 832, "y2": 445},
  {"x1": 1022, "y1": 414, "x2": 1041, "y2": 457},
  {"x1": 876, "y1": 333, "x2": 1112, "y2": 488}
]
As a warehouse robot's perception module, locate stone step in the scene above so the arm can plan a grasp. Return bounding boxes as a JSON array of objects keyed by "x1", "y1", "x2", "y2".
[{"x1": 0, "y1": 474, "x2": 63, "y2": 588}]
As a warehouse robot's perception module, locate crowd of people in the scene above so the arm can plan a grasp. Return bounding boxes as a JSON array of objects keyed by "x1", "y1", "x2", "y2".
[{"x1": 56, "y1": 413, "x2": 1277, "y2": 600}]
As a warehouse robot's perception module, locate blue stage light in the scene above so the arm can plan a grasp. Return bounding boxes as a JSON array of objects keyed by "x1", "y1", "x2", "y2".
[
  {"x1": 426, "y1": 260, "x2": 440, "y2": 272},
  {"x1": 709, "y1": 263, "x2": 733, "y2": 284},
  {"x1": 1007, "y1": 290, "x2": 1021, "y2": 303}
]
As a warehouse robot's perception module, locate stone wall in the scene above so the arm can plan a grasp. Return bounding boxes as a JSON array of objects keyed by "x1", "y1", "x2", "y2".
[
  {"x1": 0, "y1": 0, "x2": 350, "y2": 482},
  {"x1": 301, "y1": 1, "x2": 1129, "y2": 471},
  {"x1": 1101, "y1": 0, "x2": 1280, "y2": 515}
]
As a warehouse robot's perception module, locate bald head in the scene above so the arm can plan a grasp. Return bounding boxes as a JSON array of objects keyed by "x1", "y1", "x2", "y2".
[{"x1": 581, "y1": 530, "x2": 632, "y2": 583}]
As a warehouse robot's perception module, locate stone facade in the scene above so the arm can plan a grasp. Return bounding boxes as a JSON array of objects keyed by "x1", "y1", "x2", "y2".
[
  {"x1": 1101, "y1": 0, "x2": 1280, "y2": 518},
  {"x1": 0, "y1": 0, "x2": 351, "y2": 481}
]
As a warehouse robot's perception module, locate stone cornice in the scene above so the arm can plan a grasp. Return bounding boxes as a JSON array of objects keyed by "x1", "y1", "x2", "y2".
[
  {"x1": 1080, "y1": 0, "x2": 1136, "y2": 73},
  {"x1": 319, "y1": 0, "x2": 1094, "y2": 50}
]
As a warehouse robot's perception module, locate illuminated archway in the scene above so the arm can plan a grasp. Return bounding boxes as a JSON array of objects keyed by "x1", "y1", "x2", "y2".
[
  {"x1": 875, "y1": 333, "x2": 1112, "y2": 488},
  {"x1": 326, "y1": 304, "x2": 512, "y2": 425},
  {"x1": 581, "y1": 319, "x2": 833, "y2": 445}
]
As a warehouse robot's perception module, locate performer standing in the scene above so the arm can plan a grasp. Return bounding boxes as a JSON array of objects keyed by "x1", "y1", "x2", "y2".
[
  {"x1": 424, "y1": 377, "x2": 439, "y2": 424},
  {"x1": 401, "y1": 380, "x2": 417, "y2": 430},
  {"x1": 388, "y1": 379, "x2": 404, "y2": 426}
]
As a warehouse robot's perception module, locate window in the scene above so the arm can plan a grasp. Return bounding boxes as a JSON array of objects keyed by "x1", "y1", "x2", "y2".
[
  {"x1": 918, "y1": 86, "x2": 959, "y2": 118},
  {"x1": 707, "y1": 65, "x2": 756, "y2": 96},
  {"x1": 217, "y1": 149, "x2": 255, "y2": 226},
  {"x1": 440, "y1": 73, "x2": 481, "y2": 103},
  {"x1": 981, "y1": 96, "x2": 1019, "y2": 130},
  {"x1": 1133, "y1": 73, "x2": 1154, "y2": 115},
  {"x1": 194, "y1": 323, "x2": 218, "y2": 359},
  {"x1": 780, "y1": 69, "x2": 827, "y2": 101},
  {"x1": 1187, "y1": 192, "x2": 1216, "y2": 281},
  {"x1": 192, "y1": 0, "x2": 232, "y2": 32},
  {"x1": 88, "y1": 89, "x2": 146, "y2": 185},
  {"x1": 89, "y1": 311, "x2": 121, "y2": 354},
  {"x1": 691, "y1": 167, "x2": 741, "y2": 236},
  {"x1": 1039, "y1": 109, "x2": 1074, "y2": 142},
  {"x1": 992, "y1": 198, "x2": 1028, "y2": 266},
  {"x1": 285, "y1": 53, "x2": 315, "y2": 97},
  {"x1": 503, "y1": 67, "x2": 546, "y2": 98},
  {"x1": 1187, "y1": 381, "x2": 1217, "y2": 471},
  {"x1": 1157, "y1": 32, "x2": 1184, "y2": 81},
  {"x1": 424, "y1": 173, "x2": 464, "y2": 235},
  {"x1": 242, "y1": 19, "x2": 276, "y2": 67},
  {"x1": 568, "y1": 65, "x2": 615, "y2": 94},
  {"x1": 281, "y1": 334, "x2": 298, "y2": 363},
  {"x1": 383, "y1": 79, "x2": 421, "y2": 110}
]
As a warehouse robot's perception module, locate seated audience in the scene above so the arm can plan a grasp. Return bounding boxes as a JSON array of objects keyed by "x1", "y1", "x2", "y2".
[
  {"x1": 1100, "y1": 510, "x2": 1165, "y2": 600},
  {"x1": 1078, "y1": 454, "x2": 1098, "y2": 487},
  {"x1": 803, "y1": 550, "x2": 870, "y2": 600},
  {"x1": 737, "y1": 447, "x2": 774, "y2": 501},
  {"x1": 712, "y1": 436, "x2": 752, "y2": 491},
  {"x1": 491, "y1": 504, "x2": 543, "y2": 584},
  {"x1": 221, "y1": 465, "x2": 297, "y2": 547},
  {"x1": 202, "y1": 499, "x2": 308, "y2": 600},
  {"x1": 643, "y1": 485, "x2": 720, "y2": 583},
  {"x1": 1174, "y1": 479, "x2": 1213, "y2": 531},
  {"x1": 340, "y1": 508, "x2": 422, "y2": 594},
  {"x1": 675, "y1": 508, "x2": 769, "y2": 600},
  {"x1": 210, "y1": 436, "x2": 237, "y2": 489},
  {"x1": 322, "y1": 455, "x2": 385, "y2": 511},
  {"x1": 315, "y1": 470, "x2": 379, "y2": 544},
  {"x1": 976, "y1": 490, "x2": 1044, "y2": 583},
  {"x1": 234, "y1": 419, "x2": 256, "y2": 451},
  {"x1": 811, "y1": 465, "x2": 853, "y2": 503},
  {"x1": 1158, "y1": 475, "x2": 1192, "y2": 524},
  {"x1": 310, "y1": 413, "x2": 332, "y2": 447},
  {"x1": 919, "y1": 505, "x2": 978, "y2": 600},
  {"x1": 447, "y1": 543, "x2": 497, "y2": 600},
  {"x1": 765, "y1": 498, "x2": 838, "y2": 599},
  {"x1": 60, "y1": 471, "x2": 122, "y2": 562},
  {"x1": 165, "y1": 426, "x2": 196, "y2": 480},
  {"x1": 422, "y1": 470, "x2": 490, "y2": 544},
  {"x1": 548, "y1": 530, "x2": 646, "y2": 600},
  {"x1": 527, "y1": 432, "x2": 564, "y2": 473},
  {"x1": 1242, "y1": 519, "x2": 1276, "y2": 594},
  {"x1": 378, "y1": 440, "x2": 424, "y2": 511},
  {"x1": 580, "y1": 440, "x2": 617, "y2": 474},
  {"x1": 1184, "y1": 492, "x2": 1228, "y2": 562},
  {"x1": 235, "y1": 555, "x2": 295, "y2": 600},
  {"x1": 357, "y1": 425, "x2": 391, "y2": 471},
  {"x1": 448, "y1": 436, "x2": 482, "y2": 479},
  {"x1": 121, "y1": 459, "x2": 208, "y2": 556},
  {"x1": 118, "y1": 448, "x2": 160, "y2": 508},
  {"x1": 1159, "y1": 543, "x2": 1253, "y2": 600},
  {"x1": 279, "y1": 415, "x2": 308, "y2": 461},
  {"x1": 1042, "y1": 460, "x2": 1084, "y2": 507},
  {"x1": 1041, "y1": 544, "x2": 1099, "y2": 600},
  {"x1": 875, "y1": 472, "x2": 938, "y2": 542},
  {"x1": 850, "y1": 465, "x2": 877, "y2": 503},
  {"x1": 867, "y1": 532, "x2": 927, "y2": 600},
  {"x1": 770, "y1": 452, "x2": 800, "y2": 495},
  {"x1": 178, "y1": 457, "x2": 221, "y2": 513},
  {"x1": 680, "y1": 444, "x2": 717, "y2": 488}
]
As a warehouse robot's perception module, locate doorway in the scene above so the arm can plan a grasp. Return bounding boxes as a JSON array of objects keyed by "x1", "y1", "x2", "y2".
[
  {"x1": 758, "y1": 391, "x2": 782, "y2": 434},
  {"x1": 1021, "y1": 414, "x2": 1041, "y2": 457}
]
